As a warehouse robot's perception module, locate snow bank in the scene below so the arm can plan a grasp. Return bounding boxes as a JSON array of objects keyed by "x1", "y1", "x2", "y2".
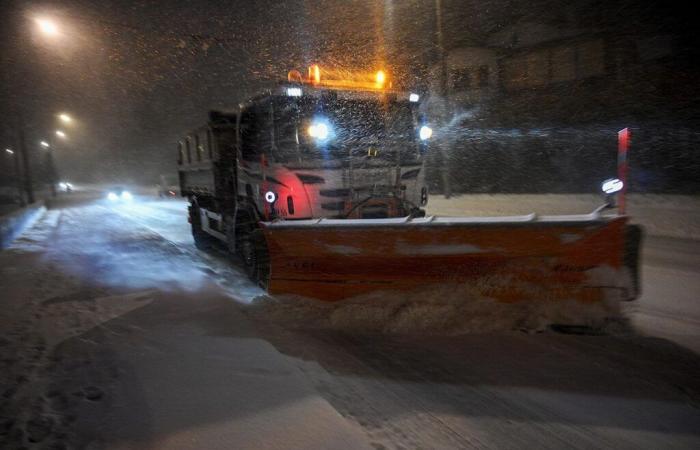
[
  {"x1": 427, "y1": 194, "x2": 700, "y2": 240},
  {"x1": 248, "y1": 279, "x2": 623, "y2": 335},
  {"x1": 0, "y1": 201, "x2": 46, "y2": 249}
]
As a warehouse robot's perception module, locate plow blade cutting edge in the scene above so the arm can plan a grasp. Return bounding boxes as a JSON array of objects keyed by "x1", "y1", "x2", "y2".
[{"x1": 261, "y1": 213, "x2": 641, "y2": 304}]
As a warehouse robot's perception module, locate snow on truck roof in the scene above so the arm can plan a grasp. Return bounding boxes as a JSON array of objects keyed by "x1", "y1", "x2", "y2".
[{"x1": 278, "y1": 84, "x2": 416, "y2": 102}]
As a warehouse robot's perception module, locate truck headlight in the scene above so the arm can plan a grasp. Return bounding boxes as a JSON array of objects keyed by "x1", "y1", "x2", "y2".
[{"x1": 308, "y1": 122, "x2": 330, "y2": 141}]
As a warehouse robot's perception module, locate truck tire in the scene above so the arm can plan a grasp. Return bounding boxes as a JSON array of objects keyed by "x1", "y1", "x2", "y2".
[
  {"x1": 237, "y1": 228, "x2": 270, "y2": 288},
  {"x1": 189, "y1": 204, "x2": 212, "y2": 249}
]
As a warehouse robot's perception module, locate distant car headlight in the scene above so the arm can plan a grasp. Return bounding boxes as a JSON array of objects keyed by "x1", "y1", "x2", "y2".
[
  {"x1": 419, "y1": 125, "x2": 433, "y2": 141},
  {"x1": 107, "y1": 192, "x2": 118, "y2": 201},
  {"x1": 121, "y1": 191, "x2": 133, "y2": 200}
]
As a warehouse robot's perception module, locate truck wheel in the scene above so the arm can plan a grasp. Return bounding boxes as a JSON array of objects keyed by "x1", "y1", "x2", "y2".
[{"x1": 239, "y1": 229, "x2": 269, "y2": 288}]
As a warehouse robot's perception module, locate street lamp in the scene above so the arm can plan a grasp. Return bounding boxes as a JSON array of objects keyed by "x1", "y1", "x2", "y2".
[
  {"x1": 55, "y1": 130, "x2": 66, "y2": 139},
  {"x1": 58, "y1": 113, "x2": 72, "y2": 124},
  {"x1": 5, "y1": 148, "x2": 13, "y2": 155},
  {"x1": 35, "y1": 18, "x2": 59, "y2": 37},
  {"x1": 8, "y1": 17, "x2": 68, "y2": 205}
]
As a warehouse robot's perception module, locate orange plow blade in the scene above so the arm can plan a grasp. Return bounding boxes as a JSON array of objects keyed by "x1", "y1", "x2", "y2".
[{"x1": 261, "y1": 214, "x2": 640, "y2": 303}]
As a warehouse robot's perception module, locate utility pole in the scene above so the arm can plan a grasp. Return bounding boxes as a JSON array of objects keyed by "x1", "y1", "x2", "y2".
[
  {"x1": 16, "y1": 113, "x2": 35, "y2": 204},
  {"x1": 434, "y1": 0, "x2": 452, "y2": 198},
  {"x1": 46, "y1": 142, "x2": 57, "y2": 197},
  {"x1": 2, "y1": 10, "x2": 35, "y2": 204},
  {"x1": 38, "y1": 138, "x2": 60, "y2": 198},
  {"x1": 435, "y1": 0, "x2": 449, "y2": 105},
  {"x1": 11, "y1": 148, "x2": 25, "y2": 206}
]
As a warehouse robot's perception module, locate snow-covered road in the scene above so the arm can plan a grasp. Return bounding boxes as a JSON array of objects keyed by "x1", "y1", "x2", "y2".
[{"x1": 1, "y1": 193, "x2": 699, "y2": 449}]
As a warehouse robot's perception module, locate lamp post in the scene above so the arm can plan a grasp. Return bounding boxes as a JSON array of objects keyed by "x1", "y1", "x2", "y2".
[
  {"x1": 16, "y1": 114, "x2": 35, "y2": 204},
  {"x1": 5, "y1": 148, "x2": 25, "y2": 206},
  {"x1": 40, "y1": 140, "x2": 57, "y2": 197},
  {"x1": 7, "y1": 16, "x2": 69, "y2": 203}
]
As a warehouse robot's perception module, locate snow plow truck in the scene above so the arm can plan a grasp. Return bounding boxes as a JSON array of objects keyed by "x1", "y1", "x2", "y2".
[{"x1": 177, "y1": 66, "x2": 642, "y2": 309}]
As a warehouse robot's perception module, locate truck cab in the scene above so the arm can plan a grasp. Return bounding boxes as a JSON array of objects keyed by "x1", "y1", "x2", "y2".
[{"x1": 178, "y1": 67, "x2": 432, "y2": 280}]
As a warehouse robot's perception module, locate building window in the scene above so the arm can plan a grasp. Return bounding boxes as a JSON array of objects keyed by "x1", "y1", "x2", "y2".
[
  {"x1": 177, "y1": 142, "x2": 184, "y2": 165},
  {"x1": 527, "y1": 50, "x2": 549, "y2": 86},
  {"x1": 451, "y1": 68, "x2": 471, "y2": 91},
  {"x1": 478, "y1": 66, "x2": 490, "y2": 87},
  {"x1": 551, "y1": 46, "x2": 576, "y2": 82},
  {"x1": 577, "y1": 39, "x2": 605, "y2": 78},
  {"x1": 502, "y1": 55, "x2": 528, "y2": 90},
  {"x1": 206, "y1": 129, "x2": 213, "y2": 159},
  {"x1": 185, "y1": 137, "x2": 191, "y2": 163},
  {"x1": 194, "y1": 134, "x2": 202, "y2": 161}
]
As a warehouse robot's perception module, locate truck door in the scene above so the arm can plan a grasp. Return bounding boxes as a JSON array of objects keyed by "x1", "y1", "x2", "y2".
[
  {"x1": 238, "y1": 103, "x2": 269, "y2": 205},
  {"x1": 212, "y1": 125, "x2": 238, "y2": 209}
]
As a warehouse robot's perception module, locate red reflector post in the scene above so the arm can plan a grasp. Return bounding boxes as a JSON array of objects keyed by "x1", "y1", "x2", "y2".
[{"x1": 618, "y1": 128, "x2": 630, "y2": 214}]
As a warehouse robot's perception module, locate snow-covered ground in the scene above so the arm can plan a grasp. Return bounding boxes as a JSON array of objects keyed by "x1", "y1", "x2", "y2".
[
  {"x1": 0, "y1": 194, "x2": 369, "y2": 449},
  {"x1": 1, "y1": 192, "x2": 699, "y2": 449}
]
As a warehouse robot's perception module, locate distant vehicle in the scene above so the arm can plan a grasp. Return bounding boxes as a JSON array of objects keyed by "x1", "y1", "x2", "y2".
[
  {"x1": 58, "y1": 181, "x2": 73, "y2": 193},
  {"x1": 106, "y1": 186, "x2": 133, "y2": 201},
  {"x1": 157, "y1": 175, "x2": 179, "y2": 198}
]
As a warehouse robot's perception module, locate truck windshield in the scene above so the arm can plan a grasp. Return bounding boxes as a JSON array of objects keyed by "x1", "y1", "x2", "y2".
[{"x1": 272, "y1": 95, "x2": 420, "y2": 165}]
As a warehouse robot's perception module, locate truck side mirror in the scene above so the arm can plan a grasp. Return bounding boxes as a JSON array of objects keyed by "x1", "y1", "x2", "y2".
[{"x1": 601, "y1": 178, "x2": 623, "y2": 209}]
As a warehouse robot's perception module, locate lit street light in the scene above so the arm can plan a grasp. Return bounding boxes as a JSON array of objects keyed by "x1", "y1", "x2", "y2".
[
  {"x1": 5, "y1": 17, "x2": 69, "y2": 205},
  {"x1": 58, "y1": 113, "x2": 72, "y2": 124},
  {"x1": 55, "y1": 130, "x2": 67, "y2": 139},
  {"x1": 35, "y1": 18, "x2": 59, "y2": 36},
  {"x1": 5, "y1": 148, "x2": 14, "y2": 155}
]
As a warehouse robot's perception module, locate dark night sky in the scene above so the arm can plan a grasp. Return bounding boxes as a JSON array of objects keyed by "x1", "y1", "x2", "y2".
[
  {"x1": 1, "y1": 0, "x2": 434, "y2": 183},
  {"x1": 1, "y1": 0, "x2": 697, "y2": 187}
]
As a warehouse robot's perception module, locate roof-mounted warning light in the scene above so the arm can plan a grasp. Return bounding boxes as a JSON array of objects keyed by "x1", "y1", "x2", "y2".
[
  {"x1": 289, "y1": 65, "x2": 393, "y2": 91},
  {"x1": 309, "y1": 64, "x2": 321, "y2": 84},
  {"x1": 375, "y1": 70, "x2": 386, "y2": 88},
  {"x1": 287, "y1": 70, "x2": 303, "y2": 83}
]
